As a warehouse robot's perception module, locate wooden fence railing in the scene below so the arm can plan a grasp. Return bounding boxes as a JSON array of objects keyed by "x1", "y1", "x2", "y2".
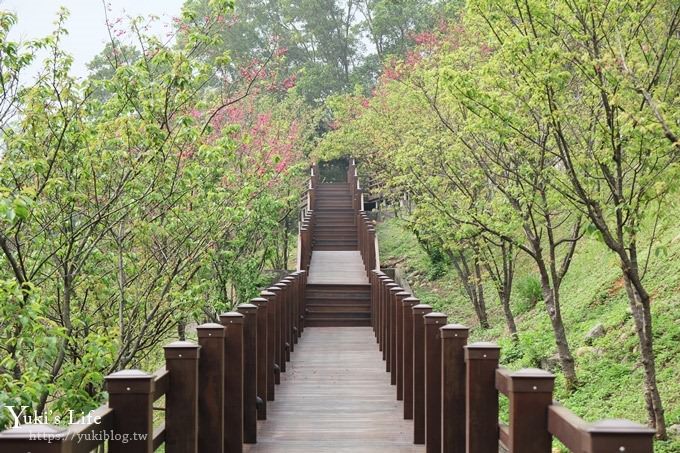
[
  {"x1": 348, "y1": 158, "x2": 378, "y2": 274},
  {"x1": 369, "y1": 272, "x2": 656, "y2": 453},
  {"x1": 0, "y1": 271, "x2": 308, "y2": 453},
  {"x1": 297, "y1": 163, "x2": 317, "y2": 272},
  {"x1": 352, "y1": 156, "x2": 655, "y2": 453}
]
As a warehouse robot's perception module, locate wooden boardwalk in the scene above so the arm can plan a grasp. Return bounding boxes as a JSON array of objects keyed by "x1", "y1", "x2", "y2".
[
  {"x1": 245, "y1": 327, "x2": 424, "y2": 453},
  {"x1": 307, "y1": 250, "x2": 369, "y2": 285}
]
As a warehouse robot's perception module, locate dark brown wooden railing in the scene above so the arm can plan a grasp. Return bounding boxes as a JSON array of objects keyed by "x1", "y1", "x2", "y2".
[
  {"x1": 370, "y1": 271, "x2": 656, "y2": 453},
  {"x1": 0, "y1": 264, "x2": 308, "y2": 452},
  {"x1": 349, "y1": 158, "x2": 379, "y2": 274},
  {"x1": 297, "y1": 163, "x2": 317, "y2": 272}
]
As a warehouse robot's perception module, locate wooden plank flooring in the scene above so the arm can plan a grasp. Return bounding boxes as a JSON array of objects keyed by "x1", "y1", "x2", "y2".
[
  {"x1": 244, "y1": 327, "x2": 423, "y2": 453},
  {"x1": 307, "y1": 251, "x2": 369, "y2": 285}
]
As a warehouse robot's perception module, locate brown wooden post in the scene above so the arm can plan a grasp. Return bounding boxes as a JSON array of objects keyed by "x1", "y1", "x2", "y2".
[
  {"x1": 267, "y1": 285, "x2": 285, "y2": 375},
  {"x1": 298, "y1": 270, "x2": 308, "y2": 335},
  {"x1": 260, "y1": 290, "x2": 277, "y2": 400},
  {"x1": 395, "y1": 290, "x2": 410, "y2": 401},
  {"x1": 105, "y1": 369, "x2": 155, "y2": 453},
  {"x1": 389, "y1": 285, "x2": 403, "y2": 384},
  {"x1": 197, "y1": 323, "x2": 225, "y2": 453},
  {"x1": 300, "y1": 225, "x2": 309, "y2": 269},
  {"x1": 282, "y1": 276, "x2": 296, "y2": 349},
  {"x1": 274, "y1": 281, "x2": 291, "y2": 362},
  {"x1": 219, "y1": 312, "x2": 244, "y2": 453},
  {"x1": 372, "y1": 271, "x2": 384, "y2": 340},
  {"x1": 424, "y1": 312, "x2": 448, "y2": 453},
  {"x1": 586, "y1": 420, "x2": 655, "y2": 452},
  {"x1": 383, "y1": 281, "x2": 398, "y2": 366},
  {"x1": 250, "y1": 297, "x2": 269, "y2": 420},
  {"x1": 402, "y1": 296, "x2": 420, "y2": 420},
  {"x1": 465, "y1": 342, "x2": 500, "y2": 453},
  {"x1": 440, "y1": 324, "x2": 469, "y2": 453},
  {"x1": 164, "y1": 341, "x2": 200, "y2": 453},
  {"x1": 237, "y1": 303, "x2": 258, "y2": 444},
  {"x1": 367, "y1": 227, "x2": 376, "y2": 272},
  {"x1": 0, "y1": 425, "x2": 72, "y2": 452},
  {"x1": 413, "y1": 303, "x2": 433, "y2": 444},
  {"x1": 287, "y1": 274, "x2": 300, "y2": 343},
  {"x1": 378, "y1": 275, "x2": 390, "y2": 353},
  {"x1": 507, "y1": 368, "x2": 555, "y2": 453}
]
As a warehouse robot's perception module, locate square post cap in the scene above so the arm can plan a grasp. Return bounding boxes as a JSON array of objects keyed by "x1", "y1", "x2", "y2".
[
  {"x1": 164, "y1": 340, "x2": 200, "y2": 359},
  {"x1": 197, "y1": 323, "x2": 225, "y2": 338},
  {"x1": 219, "y1": 312, "x2": 245, "y2": 324},
  {"x1": 440, "y1": 324, "x2": 470, "y2": 338}
]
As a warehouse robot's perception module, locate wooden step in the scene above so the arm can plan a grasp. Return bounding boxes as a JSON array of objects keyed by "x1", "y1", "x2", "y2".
[{"x1": 304, "y1": 318, "x2": 371, "y2": 327}]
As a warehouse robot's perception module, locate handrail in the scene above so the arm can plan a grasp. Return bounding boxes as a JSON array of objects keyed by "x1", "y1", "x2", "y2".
[
  {"x1": 297, "y1": 163, "x2": 317, "y2": 272},
  {"x1": 0, "y1": 271, "x2": 309, "y2": 453},
  {"x1": 356, "y1": 157, "x2": 655, "y2": 453},
  {"x1": 348, "y1": 157, "x2": 379, "y2": 276}
]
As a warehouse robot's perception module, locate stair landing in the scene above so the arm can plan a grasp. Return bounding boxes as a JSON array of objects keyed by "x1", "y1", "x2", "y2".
[{"x1": 307, "y1": 251, "x2": 368, "y2": 285}]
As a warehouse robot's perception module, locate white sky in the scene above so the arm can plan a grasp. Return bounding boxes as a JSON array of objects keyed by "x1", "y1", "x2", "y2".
[{"x1": 2, "y1": 0, "x2": 185, "y2": 80}]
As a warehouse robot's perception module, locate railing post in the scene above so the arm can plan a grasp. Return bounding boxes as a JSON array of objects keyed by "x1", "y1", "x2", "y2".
[
  {"x1": 295, "y1": 271, "x2": 307, "y2": 336},
  {"x1": 267, "y1": 285, "x2": 284, "y2": 376},
  {"x1": 237, "y1": 303, "x2": 258, "y2": 444},
  {"x1": 282, "y1": 276, "x2": 298, "y2": 347},
  {"x1": 378, "y1": 275, "x2": 390, "y2": 353},
  {"x1": 507, "y1": 369, "x2": 555, "y2": 453},
  {"x1": 197, "y1": 323, "x2": 225, "y2": 453},
  {"x1": 395, "y1": 290, "x2": 410, "y2": 401},
  {"x1": 440, "y1": 324, "x2": 469, "y2": 453},
  {"x1": 389, "y1": 286, "x2": 404, "y2": 385},
  {"x1": 465, "y1": 342, "x2": 500, "y2": 453},
  {"x1": 250, "y1": 297, "x2": 269, "y2": 420},
  {"x1": 164, "y1": 341, "x2": 200, "y2": 453},
  {"x1": 383, "y1": 281, "x2": 398, "y2": 366},
  {"x1": 105, "y1": 369, "x2": 155, "y2": 453},
  {"x1": 424, "y1": 312, "x2": 448, "y2": 453},
  {"x1": 274, "y1": 280, "x2": 293, "y2": 362},
  {"x1": 413, "y1": 303, "x2": 433, "y2": 444},
  {"x1": 219, "y1": 312, "x2": 244, "y2": 453},
  {"x1": 273, "y1": 281, "x2": 291, "y2": 362},
  {"x1": 402, "y1": 296, "x2": 420, "y2": 420},
  {"x1": 260, "y1": 290, "x2": 277, "y2": 400}
]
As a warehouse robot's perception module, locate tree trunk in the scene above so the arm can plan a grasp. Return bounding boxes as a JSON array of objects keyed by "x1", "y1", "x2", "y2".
[
  {"x1": 622, "y1": 271, "x2": 667, "y2": 438},
  {"x1": 538, "y1": 274, "x2": 577, "y2": 390},
  {"x1": 473, "y1": 254, "x2": 490, "y2": 328},
  {"x1": 500, "y1": 288, "x2": 518, "y2": 341}
]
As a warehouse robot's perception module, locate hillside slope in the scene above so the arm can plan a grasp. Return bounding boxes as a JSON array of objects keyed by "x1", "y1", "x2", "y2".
[{"x1": 377, "y1": 213, "x2": 680, "y2": 451}]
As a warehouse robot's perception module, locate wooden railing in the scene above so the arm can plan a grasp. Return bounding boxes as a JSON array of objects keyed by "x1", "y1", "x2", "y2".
[
  {"x1": 0, "y1": 271, "x2": 308, "y2": 453},
  {"x1": 369, "y1": 273, "x2": 656, "y2": 453},
  {"x1": 348, "y1": 158, "x2": 379, "y2": 275},
  {"x1": 297, "y1": 163, "x2": 317, "y2": 272}
]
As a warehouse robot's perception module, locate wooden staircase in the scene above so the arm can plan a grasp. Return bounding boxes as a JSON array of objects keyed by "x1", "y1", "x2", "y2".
[
  {"x1": 305, "y1": 182, "x2": 370, "y2": 327},
  {"x1": 304, "y1": 283, "x2": 371, "y2": 327},
  {"x1": 312, "y1": 183, "x2": 358, "y2": 251}
]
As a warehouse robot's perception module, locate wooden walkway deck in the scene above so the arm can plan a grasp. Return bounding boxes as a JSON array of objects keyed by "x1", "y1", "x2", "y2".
[
  {"x1": 245, "y1": 327, "x2": 423, "y2": 453},
  {"x1": 307, "y1": 251, "x2": 369, "y2": 285}
]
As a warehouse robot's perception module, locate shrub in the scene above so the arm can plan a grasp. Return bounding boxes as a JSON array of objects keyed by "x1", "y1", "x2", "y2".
[{"x1": 514, "y1": 275, "x2": 543, "y2": 314}]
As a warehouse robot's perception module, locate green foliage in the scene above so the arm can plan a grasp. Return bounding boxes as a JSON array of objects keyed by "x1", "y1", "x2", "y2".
[
  {"x1": 514, "y1": 276, "x2": 542, "y2": 315},
  {"x1": 0, "y1": 4, "x2": 309, "y2": 428}
]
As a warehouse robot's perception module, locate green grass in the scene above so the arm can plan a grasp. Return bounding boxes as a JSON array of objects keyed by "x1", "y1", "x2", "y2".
[{"x1": 377, "y1": 215, "x2": 680, "y2": 451}]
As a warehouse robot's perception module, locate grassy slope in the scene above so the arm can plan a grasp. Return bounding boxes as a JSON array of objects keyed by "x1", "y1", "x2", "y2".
[{"x1": 377, "y1": 213, "x2": 680, "y2": 451}]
